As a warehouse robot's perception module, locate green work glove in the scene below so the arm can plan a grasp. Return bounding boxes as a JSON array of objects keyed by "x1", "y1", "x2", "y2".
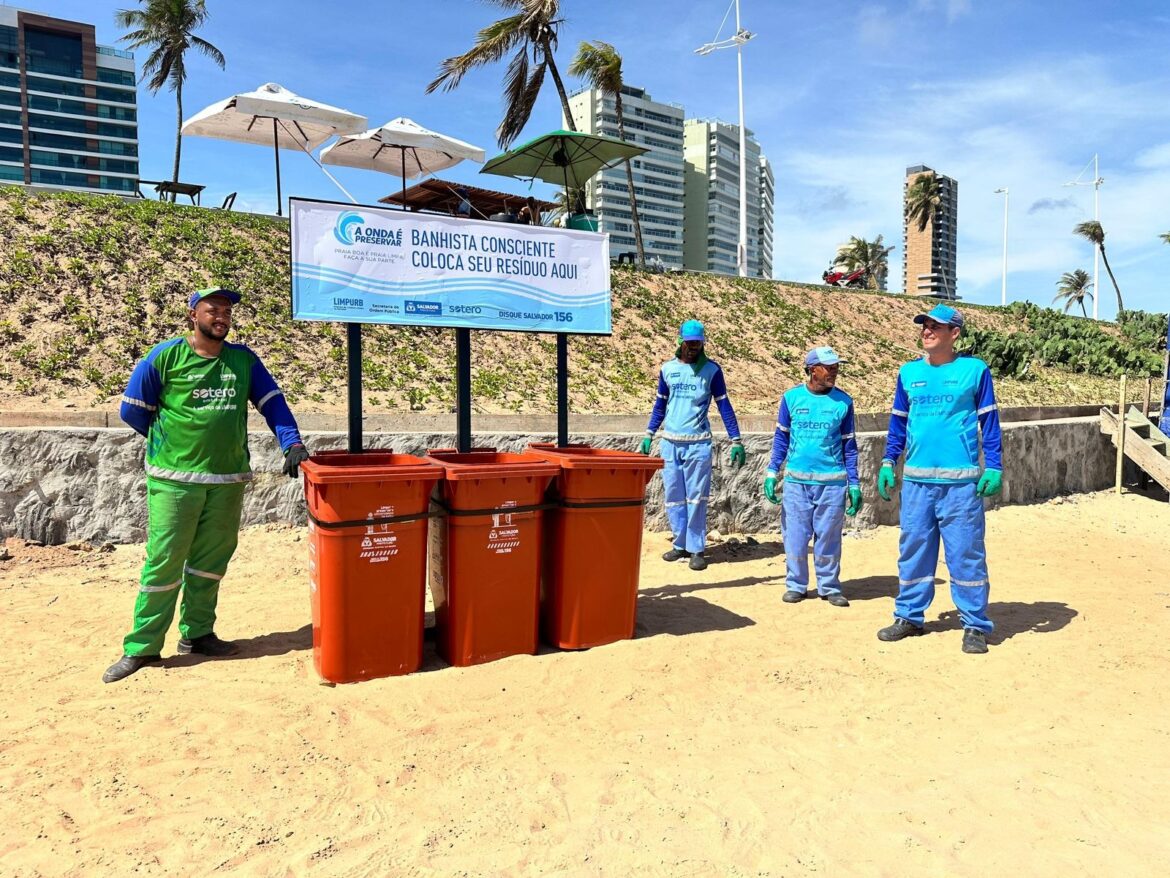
[
  {"x1": 845, "y1": 486, "x2": 863, "y2": 517},
  {"x1": 638, "y1": 436, "x2": 652, "y2": 455},
  {"x1": 877, "y1": 463, "x2": 897, "y2": 501},
  {"x1": 976, "y1": 469, "x2": 1002, "y2": 497},
  {"x1": 729, "y1": 442, "x2": 746, "y2": 468},
  {"x1": 764, "y1": 476, "x2": 779, "y2": 505}
]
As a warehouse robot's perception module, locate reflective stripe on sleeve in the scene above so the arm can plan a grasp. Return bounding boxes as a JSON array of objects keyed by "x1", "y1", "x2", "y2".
[
  {"x1": 122, "y1": 396, "x2": 157, "y2": 411},
  {"x1": 255, "y1": 389, "x2": 282, "y2": 411}
]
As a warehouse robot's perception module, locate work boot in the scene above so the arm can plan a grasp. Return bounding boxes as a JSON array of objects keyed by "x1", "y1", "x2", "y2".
[
  {"x1": 822, "y1": 593, "x2": 850, "y2": 608},
  {"x1": 962, "y1": 628, "x2": 989, "y2": 654},
  {"x1": 688, "y1": 552, "x2": 708, "y2": 571},
  {"x1": 177, "y1": 632, "x2": 239, "y2": 657},
  {"x1": 662, "y1": 548, "x2": 689, "y2": 562},
  {"x1": 876, "y1": 618, "x2": 924, "y2": 642},
  {"x1": 102, "y1": 654, "x2": 161, "y2": 684},
  {"x1": 782, "y1": 589, "x2": 806, "y2": 603}
]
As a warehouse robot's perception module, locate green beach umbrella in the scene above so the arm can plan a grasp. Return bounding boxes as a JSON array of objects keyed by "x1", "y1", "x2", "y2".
[{"x1": 479, "y1": 129, "x2": 648, "y2": 193}]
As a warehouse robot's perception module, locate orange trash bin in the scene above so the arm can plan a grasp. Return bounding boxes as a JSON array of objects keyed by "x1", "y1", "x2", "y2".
[
  {"x1": 425, "y1": 450, "x2": 559, "y2": 667},
  {"x1": 526, "y1": 443, "x2": 664, "y2": 649},
  {"x1": 301, "y1": 452, "x2": 444, "y2": 683}
]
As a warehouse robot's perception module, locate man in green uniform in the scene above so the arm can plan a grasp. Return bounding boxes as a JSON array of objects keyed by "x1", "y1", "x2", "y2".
[{"x1": 103, "y1": 287, "x2": 308, "y2": 683}]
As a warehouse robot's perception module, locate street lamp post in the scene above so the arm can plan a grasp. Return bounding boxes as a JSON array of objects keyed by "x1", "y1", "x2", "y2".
[
  {"x1": 1064, "y1": 154, "x2": 1104, "y2": 319},
  {"x1": 994, "y1": 187, "x2": 1008, "y2": 306},
  {"x1": 695, "y1": 0, "x2": 755, "y2": 278}
]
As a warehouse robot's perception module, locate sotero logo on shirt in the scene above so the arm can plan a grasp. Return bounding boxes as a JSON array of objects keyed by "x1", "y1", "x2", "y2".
[
  {"x1": 794, "y1": 420, "x2": 834, "y2": 431},
  {"x1": 192, "y1": 387, "x2": 237, "y2": 400},
  {"x1": 911, "y1": 393, "x2": 955, "y2": 406},
  {"x1": 671, "y1": 382, "x2": 698, "y2": 393}
]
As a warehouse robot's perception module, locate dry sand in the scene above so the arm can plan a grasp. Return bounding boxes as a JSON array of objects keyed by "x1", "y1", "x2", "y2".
[{"x1": 1, "y1": 491, "x2": 1168, "y2": 877}]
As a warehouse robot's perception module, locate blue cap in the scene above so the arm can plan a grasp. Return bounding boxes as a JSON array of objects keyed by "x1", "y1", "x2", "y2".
[
  {"x1": 913, "y1": 303, "x2": 964, "y2": 329},
  {"x1": 188, "y1": 286, "x2": 241, "y2": 309},
  {"x1": 679, "y1": 319, "x2": 705, "y2": 342},
  {"x1": 805, "y1": 345, "x2": 842, "y2": 368}
]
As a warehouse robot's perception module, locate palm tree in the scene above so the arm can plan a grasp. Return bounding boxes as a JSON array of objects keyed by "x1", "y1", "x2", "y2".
[
  {"x1": 834, "y1": 235, "x2": 895, "y2": 290},
  {"x1": 116, "y1": 0, "x2": 225, "y2": 190},
  {"x1": 1073, "y1": 221, "x2": 1124, "y2": 314},
  {"x1": 1054, "y1": 269, "x2": 1093, "y2": 317},
  {"x1": 427, "y1": 0, "x2": 576, "y2": 148},
  {"x1": 569, "y1": 41, "x2": 644, "y2": 268},
  {"x1": 904, "y1": 172, "x2": 940, "y2": 233},
  {"x1": 1160, "y1": 232, "x2": 1170, "y2": 245}
]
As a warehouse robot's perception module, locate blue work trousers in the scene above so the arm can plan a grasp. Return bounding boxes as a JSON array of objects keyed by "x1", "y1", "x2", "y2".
[
  {"x1": 781, "y1": 482, "x2": 846, "y2": 596},
  {"x1": 895, "y1": 480, "x2": 993, "y2": 633},
  {"x1": 661, "y1": 439, "x2": 713, "y2": 554}
]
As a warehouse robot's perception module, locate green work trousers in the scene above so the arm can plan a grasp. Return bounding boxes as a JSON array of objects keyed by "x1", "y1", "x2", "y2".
[{"x1": 123, "y1": 477, "x2": 247, "y2": 657}]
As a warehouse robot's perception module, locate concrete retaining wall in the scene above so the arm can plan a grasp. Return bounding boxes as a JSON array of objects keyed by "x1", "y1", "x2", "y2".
[{"x1": 0, "y1": 417, "x2": 1114, "y2": 545}]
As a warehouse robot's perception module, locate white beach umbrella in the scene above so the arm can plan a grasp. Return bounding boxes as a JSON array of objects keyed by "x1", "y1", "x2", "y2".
[
  {"x1": 181, "y1": 82, "x2": 368, "y2": 214},
  {"x1": 320, "y1": 117, "x2": 485, "y2": 207}
]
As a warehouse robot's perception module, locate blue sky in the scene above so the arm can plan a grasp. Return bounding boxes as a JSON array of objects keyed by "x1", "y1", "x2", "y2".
[{"x1": 16, "y1": 0, "x2": 1170, "y2": 318}]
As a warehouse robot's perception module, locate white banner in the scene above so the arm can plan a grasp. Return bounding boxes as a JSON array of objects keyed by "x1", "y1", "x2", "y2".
[{"x1": 290, "y1": 198, "x2": 611, "y2": 334}]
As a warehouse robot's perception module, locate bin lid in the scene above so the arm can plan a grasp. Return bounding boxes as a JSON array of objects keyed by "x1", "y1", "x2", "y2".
[
  {"x1": 525, "y1": 443, "x2": 665, "y2": 471},
  {"x1": 426, "y1": 450, "x2": 560, "y2": 482},
  {"x1": 301, "y1": 453, "x2": 445, "y2": 485}
]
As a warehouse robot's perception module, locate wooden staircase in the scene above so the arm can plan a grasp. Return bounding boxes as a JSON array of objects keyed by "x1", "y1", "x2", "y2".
[{"x1": 1099, "y1": 406, "x2": 1170, "y2": 493}]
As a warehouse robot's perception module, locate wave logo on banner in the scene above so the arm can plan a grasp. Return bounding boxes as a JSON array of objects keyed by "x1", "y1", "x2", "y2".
[{"x1": 333, "y1": 211, "x2": 364, "y2": 246}]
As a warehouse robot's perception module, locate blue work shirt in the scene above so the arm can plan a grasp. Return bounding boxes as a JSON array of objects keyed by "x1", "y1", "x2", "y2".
[
  {"x1": 767, "y1": 384, "x2": 860, "y2": 486},
  {"x1": 646, "y1": 355, "x2": 741, "y2": 443},
  {"x1": 882, "y1": 354, "x2": 1003, "y2": 483}
]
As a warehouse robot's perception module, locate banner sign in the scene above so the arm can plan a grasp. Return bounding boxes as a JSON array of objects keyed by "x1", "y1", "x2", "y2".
[
  {"x1": 1161, "y1": 315, "x2": 1170, "y2": 436},
  {"x1": 290, "y1": 198, "x2": 611, "y2": 334}
]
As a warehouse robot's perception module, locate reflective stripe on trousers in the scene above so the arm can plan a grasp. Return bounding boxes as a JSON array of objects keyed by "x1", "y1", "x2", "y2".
[
  {"x1": 123, "y1": 478, "x2": 246, "y2": 656},
  {"x1": 781, "y1": 482, "x2": 846, "y2": 595},
  {"x1": 660, "y1": 438, "x2": 713, "y2": 554},
  {"x1": 894, "y1": 480, "x2": 993, "y2": 632}
]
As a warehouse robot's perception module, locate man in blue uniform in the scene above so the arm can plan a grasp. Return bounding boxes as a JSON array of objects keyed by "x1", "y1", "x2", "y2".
[
  {"x1": 764, "y1": 346, "x2": 862, "y2": 607},
  {"x1": 639, "y1": 320, "x2": 745, "y2": 571},
  {"x1": 876, "y1": 304, "x2": 1003, "y2": 654}
]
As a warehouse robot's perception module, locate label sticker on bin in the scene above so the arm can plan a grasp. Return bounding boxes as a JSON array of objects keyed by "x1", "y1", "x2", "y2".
[
  {"x1": 487, "y1": 501, "x2": 520, "y2": 554},
  {"x1": 359, "y1": 505, "x2": 399, "y2": 563}
]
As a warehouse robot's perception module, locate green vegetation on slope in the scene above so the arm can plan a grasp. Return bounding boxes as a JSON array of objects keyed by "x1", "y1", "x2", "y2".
[{"x1": 0, "y1": 187, "x2": 1163, "y2": 415}]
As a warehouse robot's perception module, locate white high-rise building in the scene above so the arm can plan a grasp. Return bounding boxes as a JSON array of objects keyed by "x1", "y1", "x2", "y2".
[
  {"x1": 566, "y1": 85, "x2": 685, "y2": 268},
  {"x1": 758, "y1": 154, "x2": 774, "y2": 279},
  {"x1": 682, "y1": 119, "x2": 766, "y2": 277}
]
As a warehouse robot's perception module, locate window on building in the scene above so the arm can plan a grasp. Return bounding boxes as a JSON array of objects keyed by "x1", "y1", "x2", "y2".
[
  {"x1": 97, "y1": 68, "x2": 136, "y2": 87},
  {"x1": 0, "y1": 164, "x2": 25, "y2": 181},
  {"x1": 25, "y1": 28, "x2": 84, "y2": 79},
  {"x1": 0, "y1": 25, "x2": 18, "y2": 69}
]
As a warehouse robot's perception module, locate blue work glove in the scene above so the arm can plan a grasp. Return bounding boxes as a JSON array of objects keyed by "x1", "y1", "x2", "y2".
[
  {"x1": 638, "y1": 436, "x2": 652, "y2": 455},
  {"x1": 763, "y1": 476, "x2": 779, "y2": 505},
  {"x1": 282, "y1": 443, "x2": 309, "y2": 478},
  {"x1": 976, "y1": 469, "x2": 1002, "y2": 497},
  {"x1": 877, "y1": 463, "x2": 897, "y2": 501},
  {"x1": 845, "y1": 486, "x2": 863, "y2": 516},
  {"x1": 729, "y1": 442, "x2": 746, "y2": 468}
]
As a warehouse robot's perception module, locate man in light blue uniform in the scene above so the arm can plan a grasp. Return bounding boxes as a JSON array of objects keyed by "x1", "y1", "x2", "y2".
[
  {"x1": 764, "y1": 346, "x2": 862, "y2": 607},
  {"x1": 877, "y1": 304, "x2": 1003, "y2": 654},
  {"x1": 639, "y1": 320, "x2": 745, "y2": 571}
]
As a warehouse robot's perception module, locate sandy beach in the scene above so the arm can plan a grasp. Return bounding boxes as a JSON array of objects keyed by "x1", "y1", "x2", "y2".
[{"x1": 2, "y1": 490, "x2": 1168, "y2": 877}]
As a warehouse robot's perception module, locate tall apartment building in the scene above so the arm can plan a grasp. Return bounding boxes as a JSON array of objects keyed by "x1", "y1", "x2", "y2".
[
  {"x1": 902, "y1": 164, "x2": 957, "y2": 299},
  {"x1": 757, "y1": 154, "x2": 774, "y2": 279},
  {"x1": 566, "y1": 85, "x2": 685, "y2": 268},
  {"x1": 0, "y1": 7, "x2": 138, "y2": 195},
  {"x1": 682, "y1": 119, "x2": 766, "y2": 277}
]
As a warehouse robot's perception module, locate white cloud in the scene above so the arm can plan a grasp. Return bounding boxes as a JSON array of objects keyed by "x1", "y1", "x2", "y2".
[
  {"x1": 771, "y1": 55, "x2": 1170, "y2": 316},
  {"x1": 914, "y1": 0, "x2": 973, "y2": 23}
]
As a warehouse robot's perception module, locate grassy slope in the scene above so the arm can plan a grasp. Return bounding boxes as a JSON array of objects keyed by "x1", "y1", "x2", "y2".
[{"x1": 0, "y1": 186, "x2": 1122, "y2": 415}]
